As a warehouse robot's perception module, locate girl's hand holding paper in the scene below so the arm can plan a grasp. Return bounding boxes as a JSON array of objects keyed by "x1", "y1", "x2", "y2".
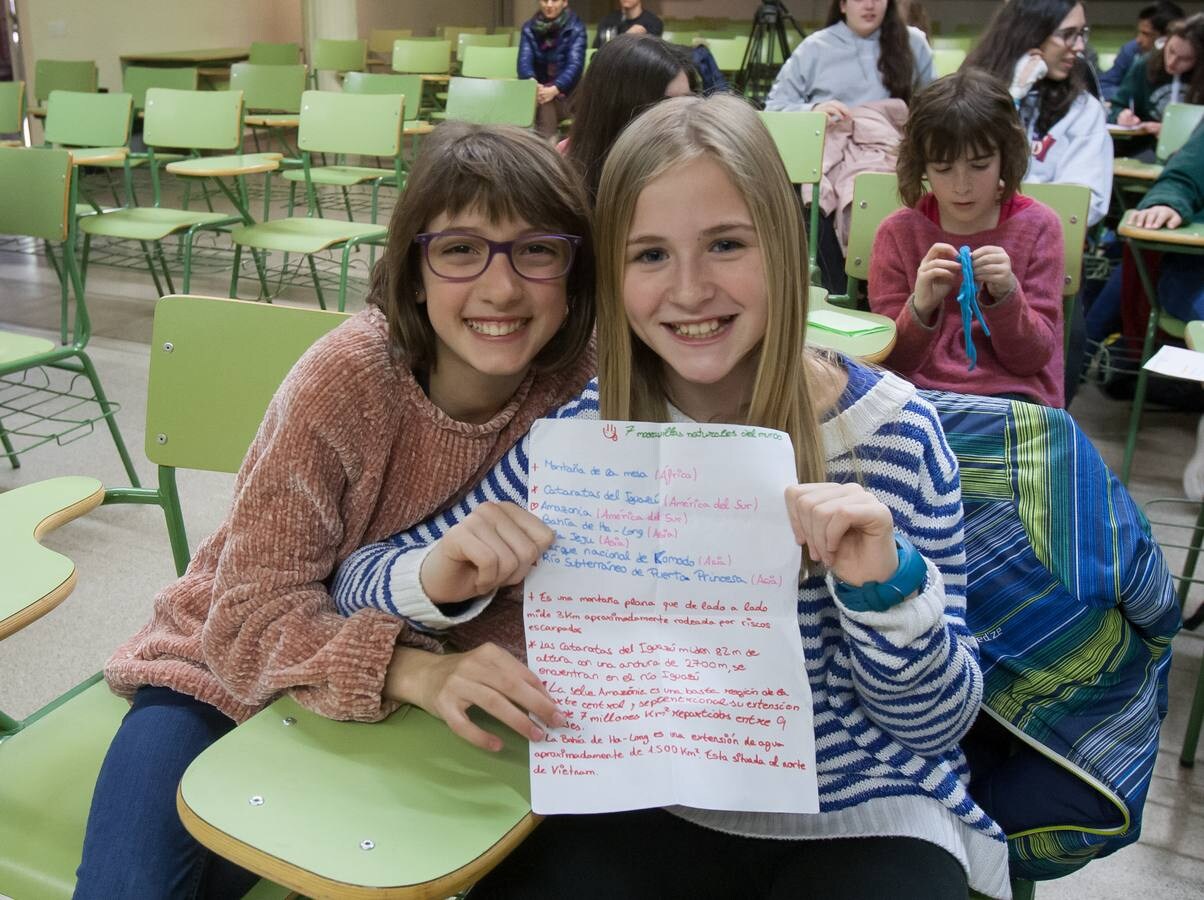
[{"x1": 785, "y1": 482, "x2": 898, "y2": 586}]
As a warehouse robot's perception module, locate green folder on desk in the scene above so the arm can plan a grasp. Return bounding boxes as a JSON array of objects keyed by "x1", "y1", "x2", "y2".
[{"x1": 807, "y1": 309, "x2": 892, "y2": 337}]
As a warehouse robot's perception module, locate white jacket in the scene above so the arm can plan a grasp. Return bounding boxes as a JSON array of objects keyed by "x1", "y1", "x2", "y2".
[{"x1": 1020, "y1": 91, "x2": 1113, "y2": 226}]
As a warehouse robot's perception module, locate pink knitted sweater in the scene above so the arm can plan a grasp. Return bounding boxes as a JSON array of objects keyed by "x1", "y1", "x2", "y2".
[
  {"x1": 868, "y1": 194, "x2": 1066, "y2": 407},
  {"x1": 105, "y1": 307, "x2": 595, "y2": 724}
]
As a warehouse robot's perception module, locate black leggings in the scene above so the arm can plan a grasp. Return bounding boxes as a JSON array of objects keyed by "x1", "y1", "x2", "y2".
[{"x1": 469, "y1": 808, "x2": 968, "y2": 900}]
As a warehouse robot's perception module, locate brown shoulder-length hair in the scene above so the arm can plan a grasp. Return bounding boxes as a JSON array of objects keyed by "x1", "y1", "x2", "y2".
[
  {"x1": 368, "y1": 120, "x2": 595, "y2": 375},
  {"x1": 826, "y1": 0, "x2": 918, "y2": 104},
  {"x1": 897, "y1": 68, "x2": 1031, "y2": 207},
  {"x1": 1145, "y1": 13, "x2": 1204, "y2": 105}
]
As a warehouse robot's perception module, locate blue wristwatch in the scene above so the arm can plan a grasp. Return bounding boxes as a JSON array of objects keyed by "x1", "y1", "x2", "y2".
[{"x1": 832, "y1": 534, "x2": 927, "y2": 612}]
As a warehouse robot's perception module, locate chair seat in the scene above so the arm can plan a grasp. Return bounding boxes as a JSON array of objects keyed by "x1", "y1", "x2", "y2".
[
  {"x1": 0, "y1": 329, "x2": 56, "y2": 367},
  {"x1": 1113, "y1": 158, "x2": 1163, "y2": 181},
  {"x1": 86, "y1": 152, "x2": 187, "y2": 170},
  {"x1": 0, "y1": 476, "x2": 104, "y2": 640},
  {"x1": 80, "y1": 207, "x2": 239, "y2": 241},
  {"x1": 0, "y1": 680, "x2": 127, "y2": 899},
  {"x1": 245, "y1": 114, "x2": 300, "y2": 128},
  {"x1": 165, "y1": 153, "x2": 283, "y2": 178},
  {"x1": 231, "y1": 217, "x2": 386, "y2": 253},
  {"x1": 280, "y1": 165, "x2": 397, "y2": 186}
]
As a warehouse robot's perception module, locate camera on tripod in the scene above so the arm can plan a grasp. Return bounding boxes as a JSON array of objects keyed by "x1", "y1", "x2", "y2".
[{"x1": 737, "y1": 1, "x2": 807, "y2": 107}]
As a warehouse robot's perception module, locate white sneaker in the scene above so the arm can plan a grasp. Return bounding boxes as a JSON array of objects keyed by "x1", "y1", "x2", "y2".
[{"x1": 1184, "y1": 414, "x2": 1204, "y2": 500}]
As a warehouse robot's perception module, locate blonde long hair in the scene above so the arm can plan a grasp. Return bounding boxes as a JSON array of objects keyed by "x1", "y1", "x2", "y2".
[{"x1": 593, "y1": 93, "x2": 827, "y2": 483}]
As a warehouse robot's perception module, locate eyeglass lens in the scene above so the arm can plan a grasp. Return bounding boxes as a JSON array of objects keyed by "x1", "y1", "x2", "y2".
[
  {"x1": 1057, "y1": 26, "x2": 1089, "y2": 46},
  {"x1": 425, "y1": 234, "x2": 573, "y2": 280}
]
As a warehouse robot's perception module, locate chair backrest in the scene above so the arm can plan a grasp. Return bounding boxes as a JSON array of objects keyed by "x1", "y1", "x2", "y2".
[
  {"x1": 0, "y1": 146, "x2": 73, "y2": 241},
  {"x1": 931, "y1": 48, "x2": 966, "y2": 77},
  {"x1": 142, "y1": 88, "x2": 245, "y2": 152},
  {"x1": 392, "y1": 39, "x2": 452, "y2": 74},
  {"x1": 122, "y1": 65, "x2": 199, "y2": 112},
  {"x1": 0, "y1": 80, "x2": 26, "y2": 135},
  {"x1": 701, "y1": 36, "x2": 748, "y2": 71},
  {"x1": 1157, "y1": 103, "x2": 1204, "y2": 162},
  {"x1": 843, "y1": 172, "x2": 1090, "y2": 300},
  {"x1": 461, "y1": 45, "x2": 520, "y2": 79},
  {"x1": 34, "y1": 59, "x2": 98, "y2": 103},
  {"x1": 342, "y1": 71, "x2": 422, "y2": 121},
  {"x1": 145, "y1": 295, "x2": 347, "y2": 473},
  {"x1": 444, "y1": 76, "x2": 536, "y2": 127},
  {"x1": 456, "y1": 31, "x2": 510, "y2": 62},
  {"x1": 248, "y1": 41, "x2": 301, "y2": 65},
  {"x1": 759, "y1": 110, "x2": 827, "y2": 186},
  {"x1": 310, "y1": 38, "x2": 367, "y2": 73},
  {"x1": 438, "y1": 25, "x2": 487, "y2": 49},
  {"x1": 297, "y1": 89, "x2": 404, "y2": 158},
  {"x1": 844, "y1": 172, "x2": 904, "y2": 284},
  {"x1": 369, "y1": 28, "x2": 413, "y2": 57},
  {"x1": 44, "y1": 90, "x2": 134, "y2": 149},
  {"x1": 1019, "y1": 181, "x2": 1090, "y2": 296},
  {"x1": 229, "y1": 62, "x2": 307, "y2": 113}
]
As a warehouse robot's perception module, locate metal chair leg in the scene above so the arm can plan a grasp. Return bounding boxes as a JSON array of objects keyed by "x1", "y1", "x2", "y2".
[
  {"x1": 1182, "y1": 648, "x2": 1204, "y2": 766},
  {"x1": 307, "y1": 255, "x2": 327, "y2": 310},
  {"x1": 1120, "y1": 245, "x2": 1164, "y2": 485},
  {"x1": 0, "y1": 419, "x2": 20, "y2": 470},
  {"x1": 77, "y1": 350, "x2": 141, "y2": 488},
  {"x1": 138, "y1": 240, "x2": 166, "y2": 297}
]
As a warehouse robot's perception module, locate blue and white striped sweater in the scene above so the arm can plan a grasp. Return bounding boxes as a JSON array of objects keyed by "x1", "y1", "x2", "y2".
[{"x1": 332, "y1": 361, "x2": 1008, "y2": 895}]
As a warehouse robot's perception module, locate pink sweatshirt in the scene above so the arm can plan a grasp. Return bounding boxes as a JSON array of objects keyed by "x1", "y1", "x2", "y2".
[{"x1": 868, "y1": 194, "x2": 1066, "y2": 407}]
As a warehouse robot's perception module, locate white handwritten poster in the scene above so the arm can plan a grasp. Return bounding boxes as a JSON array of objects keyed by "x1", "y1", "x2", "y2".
[{"x1": 525, "y1": 419, "x2": 819, "y2": 815}]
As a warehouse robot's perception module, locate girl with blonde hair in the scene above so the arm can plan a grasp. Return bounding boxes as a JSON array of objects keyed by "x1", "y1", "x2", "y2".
[{"x1": 332, "y1": 94, "x2": 1010, "y2": 899}]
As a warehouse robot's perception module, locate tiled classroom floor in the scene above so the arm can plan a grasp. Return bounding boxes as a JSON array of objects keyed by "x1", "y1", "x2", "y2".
[{"x1": 0, "y1": 173, "x2": 1202, "y2": 898}]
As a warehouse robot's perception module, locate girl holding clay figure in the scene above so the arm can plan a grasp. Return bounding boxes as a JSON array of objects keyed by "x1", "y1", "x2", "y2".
[
  {"x1": 334, "y1": 94, "x2": 1010, "y2": 899},
  {"x1": 868, "y1": 68, "x2": 1066, "y2": 407}
]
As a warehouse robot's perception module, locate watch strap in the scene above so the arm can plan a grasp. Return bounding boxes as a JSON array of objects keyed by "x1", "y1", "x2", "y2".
[{"x1": 832, "y1": 535, "x2": 927, "y2": 613}]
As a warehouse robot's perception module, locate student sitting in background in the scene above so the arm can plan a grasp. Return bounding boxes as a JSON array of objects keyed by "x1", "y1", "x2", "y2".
[
  {"x1": 1099, "y1": 1, "x2": 1184, "y2": 102},
  {"x1": 565, "y1": 34, "x2": 697, "y2": 202},
  {"x1": 765, "y1": 0, "x2": 934, "y2": 118},
  {"x1": 869, "y1": 69, "x2": 1066, "y2": 407},
  {"x1": 594, "y1": 0, "x2": 663, "y2": 47},
  {"x1": 1112, "y1": 13, "x2": 1204, "y2": 135},
  {"x1": 518, "y1": 0, "x2": 588, "y2": 138},
  {"x1": 964, "y1": 0, "x2": 1112, "y2": 227}
]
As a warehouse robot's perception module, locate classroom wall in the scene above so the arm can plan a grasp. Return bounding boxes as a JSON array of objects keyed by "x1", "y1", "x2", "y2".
[
  {"x1": 14, "y1": 0, "x2": 303, "y2": 94},
  {"x1": 357, "y1": 0, "x2": 503, "y2": 37}
]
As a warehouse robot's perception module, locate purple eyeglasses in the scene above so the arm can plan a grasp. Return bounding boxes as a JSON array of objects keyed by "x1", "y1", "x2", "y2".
[{"x1": 414, "y1": 231, "x2": 582, "y2": 282}]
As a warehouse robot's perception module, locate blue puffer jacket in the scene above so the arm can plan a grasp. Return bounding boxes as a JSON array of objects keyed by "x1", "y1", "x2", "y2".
[{"x1": 518, "y1": 10, "x2": 587, "y2": 95}]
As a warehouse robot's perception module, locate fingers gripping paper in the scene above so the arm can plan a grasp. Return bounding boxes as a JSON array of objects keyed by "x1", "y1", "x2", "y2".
[{"x1": 525, "y1": 419, "x2": 820, "y2": 815}]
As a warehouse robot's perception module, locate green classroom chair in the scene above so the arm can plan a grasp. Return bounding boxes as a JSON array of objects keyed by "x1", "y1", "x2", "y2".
[
  {"x1": 248, "y1": 41, "x2": 301, "y2": 65},
  {"x1": 461, "y1": 45, "x2": 521, "y2": 80},
  {"x1": 342, "y1": 71, "x2": 423, "y2": 123},
  {"x1": 438, "y1": 24, "x2": 487, "y2": 52},
  {"x1": 308, "y1": 38, "x2": 367, "y2": 87},
  {"x1": 700, "y1": 36, "x2": 749, "y2": 72},
  {"x1": 0, "y1": 146, "x2": 140, "y2": 485},
  {"x1": 42, "y1": 90, "x2": 137, "y2": 237},
  {"x1": 122, "y1": 65, "x2": 198, "y2": 113},
  {"x1": 1113, "y1": 103, "x2": 1204, "y2": 198},
  {"x1": 457, "y1": 31, "x2": 511, "y2": 63},
  {"x1": 441, "y1": 76, "x2": 536, "y2": 128},
  {"x1": 392, "y1": 38, "x2": 453, "y2": 75},
  {"x1": 229, "y1": 62, "x2": 308, "y2": 154},
  {"x1": 32, "y1": 59, "x2": 98, "y2": 114},
  {"x1": 0, "y1": 294, "x2": 349, "y2": 899},
  {"x1": 931, "y1": 48, "x2": 966, "y2": 77},
  {"x1": 0, "y1": 80, "x2": 26, "y2": 146},
  {"x1": 368, "y1": 28, "x2": 413, "y2": 60},
  {"x1": 230, "y1": 90, "x2": 402, "y2": 310},
  {"x1": 78, "y1": 88, "x2": 250, "y2": 299},
  {"x1": 759, "y1": 110, "x2": 827, "y2": 284}
]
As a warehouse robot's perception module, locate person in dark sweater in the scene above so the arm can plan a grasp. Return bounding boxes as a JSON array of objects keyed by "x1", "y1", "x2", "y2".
[
  {"x1": 1098, "y1": 1, "x2": 1184, "y2": 102},
  {"x1": 518, "y1": 0, "x2": 588, "y2": 137},
  {"x1": 594, "y1": 1, "x2": 664, "y2": 48}
]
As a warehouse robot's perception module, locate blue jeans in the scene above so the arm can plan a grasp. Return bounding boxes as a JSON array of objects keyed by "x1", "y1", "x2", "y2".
[
  {"x1": 74, "y1": 686, "x2": 259, "y2": 899},
  {"x1": 1158, "y1": 254, "x2": 1204, "y2": 322}
]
